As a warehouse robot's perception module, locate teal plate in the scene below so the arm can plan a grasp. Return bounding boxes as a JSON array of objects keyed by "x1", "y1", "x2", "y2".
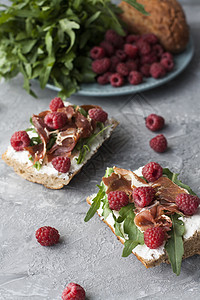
[{"x1": 46, "y1": 37, "x2": 194, "y2": 97}]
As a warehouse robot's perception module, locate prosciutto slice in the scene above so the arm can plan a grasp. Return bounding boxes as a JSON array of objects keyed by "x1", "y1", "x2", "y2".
[{"x1": 75, "y1": 112, "x2": 93, "y2": 138}]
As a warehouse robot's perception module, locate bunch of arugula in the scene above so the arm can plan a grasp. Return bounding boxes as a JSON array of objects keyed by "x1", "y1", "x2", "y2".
[
  {"x1": 85, "y1": 167, "x2": 197, "y2": 275},
  {"x1": 0, "y1": 0, "x2": 148, "y2": 99}
]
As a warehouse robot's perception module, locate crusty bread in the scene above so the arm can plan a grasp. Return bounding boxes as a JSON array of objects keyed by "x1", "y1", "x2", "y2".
[
  {"x1": 119, "y1": 0, "x2": 189, "y2": 53},
  {"x1": 86, "y1": 196, "x2": 200, "y2": 268},
  {"x1": 2, "y1": 119, "x2": 118, "y2": 189}
]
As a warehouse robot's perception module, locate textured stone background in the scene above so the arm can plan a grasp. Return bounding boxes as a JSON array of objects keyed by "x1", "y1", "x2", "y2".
[{"x1": 0, "y1": 2, "x2": 200, "y2": 300}]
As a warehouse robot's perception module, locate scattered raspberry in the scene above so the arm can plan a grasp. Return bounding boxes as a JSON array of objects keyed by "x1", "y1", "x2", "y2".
[
  {"x1": 108, "y1": 190, "x2": 129, "y2": 211},
  {"x1": 126, "y1": 60, "x2": 138, "y2": 72},
  {"x1": 145, "y1": 113, "x2": 165, "y2": 131},
  {"x1": 10, "y1": 131, "x2": 30, "y2": 151},
  {"x1": 110, "y1": 73, "x2": 124, "y2": 87},
  {"x1": 128, "y1": 71, "x2": 143, "y2": 85},
  {"x1": 44, "y1": 112, "x2": 68, "y2": 129},
  {"x1": 52, "y1": 156, "x2": 71, "y2": 173},
  {"x1": 144, "y1": 227, "x2": 166, "y2": 249},
  {"x1": 35, "y1": 226, "x2": 60, "y2": 246},
  {"x1": 92, "y1": 58, "x2": 111, "y2": 74},
  {"x1": 116, "y1": 63, "x2": 129, "y2": 76},
  {"x1": 150, "y1": 63, "x2": 166, "y2": 79},
  {"x1": 132, "y1": 186, "x2": 155, "y2": 207},
  {"x1": 97, "y1": 72, "x2": 112, "y2": 85},
  {"x1": 109, "y1": 56, "x2": 120, "y2": 72},
  {"x1": 124, "y1": 44, "x2": 138, "y2": 58},
  {"x1": 152, "y1": 44, "x2": 164, "y2": 57},
  {"x1": 161, "y1": 58, "x2": 174, "y2": 72},
  {"x1": 142, "y1": 162, "x2": 163, "y2": 182},
  {"x1": 142, "y1": 33, "x2": 158, "y2": 44},
  {"x1": 137, "y1": 40, "x2": 151, "y2": 55},
  {"x1": 140, "y1": 64, "x2": 150, "y2": 77},
  {"x1": 176, "y1": 193, "x2": 199, "y2": 216},
  {"x1": 126, "y1": 34, "x2": 140, "y2": 44},
  {"x1": 90, "y1": 46, "x2": 105, "y2": 60},
  {"x1": 150, "y1": 134, "x2": 168, "y2": 153},
  {"x1": 88, "y1": 108, "x2": 108, "y2": 123},
  {"x1": 49, "y1": 97, "x2": 64, "y2": 112},
  {"x1": 116, "y1": 49, "x2": 127, "y2": 62},
  {"x1": 62, "y1": 283, "x2": 85, "y2": 300},
  {"x1": 105, "y1": 29, "x2": 124, "y2": 48},
  {"x1": 162, "y1": 52, "x2": 173, "y2": 61},
  {"x1": 100, "y1": 41, "x2": 115, "y2": 57}
]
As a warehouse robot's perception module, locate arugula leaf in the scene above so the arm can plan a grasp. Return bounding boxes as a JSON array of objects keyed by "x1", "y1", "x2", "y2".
[
  {"x1": 114, "y1": 222, "x2": 125, "y2": 239},
  {"x1": 123, "y1": 217, "x2": 144, "y2": 244},
  {"x1": 124, "y1": 0, "x2": 149, "y2": 16},
  {"x1": 165, "y1": 214, "x2": 185, "y2": 276},
  {"x1": 84, "y1": 185, "x2": 105, "y2": 222},
  {"x1": 46, "y1": 133, "x2": 57, "y2": 150},
  {"x1": 29, "y1": 156, "x2": 42, "y2": 171},
  {"x1": 122, "y1": 240, "x2": 140, "y2": 257}
]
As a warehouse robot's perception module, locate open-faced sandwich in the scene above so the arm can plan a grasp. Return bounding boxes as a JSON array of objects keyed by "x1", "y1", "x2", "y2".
[
  {"x1": 2, "y1": 97, "x2": 118, "y2": 189},
  {"x1": 85, "y1": 162, "x2": 200, "y2": 275}
]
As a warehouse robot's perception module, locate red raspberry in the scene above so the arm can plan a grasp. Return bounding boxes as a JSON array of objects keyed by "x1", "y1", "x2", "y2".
[
  {"x1": 137, "y1": 40, "x2": 151, "y2": 55},
  {"x1": 109, "y1": 56, "x2": 120, "y2": 72},
  {"x1": 105, "y1": 29, "x2": 124, "y2": 48},
  {"x1": 110, "y1": 73, "x2": 124, "y2": 87},
  {"x1": 100, "y1": 41, "x2": 114, "y2": 57},
  {"x1": 142, "y1": 162, "x2": 163, "y2": 182},
  {"x1": 52, "y1": 156, "x2": 71, "y2": 173},
  {"x1": 128, "y1": 71, "x2": 143, "y2": 85},
  {"x1": 62, "y1": 283, "x2": 85, "y2": 300},
  {"x1": 92, "y1": 58, "x2": 111, "y2": 74},
  {"x1": 124, "y1": 44, "x2": 138, "y2": 58},
  {"x1": 145, "y1": 113, "x2": 165, "y2": 131},
  {"x1": 88, "y1": 108, "x2": 108, "y2": 123},
  {"x1": 116, "y1": 49, "x2": 127, "y2": 62},
  {"x1": 144, "y1": 227, "x2": 166, "y2": 249},
  {"x1": 126, "y1": 60, "x2": 138, "y2": 72},
  {"x1": 49, "y1": 97, "x2": 64, "y2": 112},
  {"x1": 44, "y1": 112, "x2": 68, "y2": 129},
  {"x1": 162, "y1": 52, "x2": 173, "y2": 61},
  {"x1": 116, "y1": 63, "x2": 129, "y2": 76},
  {"x1": 10, "y1": 131, "x2": 30, "y2": 151},
  {"x1": 108, "y1": 190, "x2": 129, "y2": 211},
  {"x1": 140, "y1": 53, "x2": 158, "y2": 65},
  {"x1": 97, "y1": 72, "x2": 112, "y2": 85},
  {"x1": 35, "y1": 226, "x2": 60, "y2": 246},
  {"x1": 90, "y1": 46, "x2": 105, "y2": 60},
  {"x1": 176, "y1": 193, "x2": 199, "y2": 216},
  {"x1": 160, "y1": 58, "x2": 174, "y2": 72},
  {"x1": 126, "y1": 34, "x2": 140, "y2": 44},
  {"x1": 150, "y1": 63, "x2": 166, "y2": 79},
  {"x1": 152, "y1": 44, "x2": 164, "y2": 58},
  {"x1": 132, "y1": 186, "x2": 155, "y2": 207},
  {"x1": 150, "y1": 134, "x2": 168, "y2": 153},
  {"x1": 142, "y1": 33, "x2": 158, "y2": 44},
  {"x1": 140, "y1": 64, "x2": 150, "y2": 77}
]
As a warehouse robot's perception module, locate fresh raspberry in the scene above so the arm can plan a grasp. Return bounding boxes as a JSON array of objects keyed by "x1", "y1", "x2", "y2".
[
  {"x1": 35, "y1": 226, "x2": 60, "y2": 246},
  {"x1": 100, "y1": 41, "x2": 114, "y2": 57},
  {"x1": 124, "y1": 44, "x2": 138, "y2": 58},
  {"x1": 128, "y1": 71, "x2": 143, "y2": 85},
  {"x1": 126, "y1": 34, "x2": 140, "y2": 44},
  {"x1": 140, "y1": 64, "x2": 150, "y2": 77},
  {"x1": 142, "y1": 33, "x2": 158, "y2": 44},
  {"x1": 162, "y1": 52, "x2": 173, "y2": 61},
  {"x1": 150, "y1": 134, "x2": 168, "y2": 153},
  {"x1": 97, "y1": 72, "x2": 112, "y2": 85},
  {"x1": 52, "y1": 156, "x2": 71, "y2": 173},
  {"x1": 152, "y1": 44, "x2": 164, "y2": 58},
  {"x1": 49, "y1": 97, "x2": 64, "y2": 111},
  {"x1": 88, "y1": 108, "x2": 108, "y2": 123},
  {"x1": 145, "y1": 113, "x2": 165, "y2": 131},
  {"x1": 44, "y1": 112, "x2": 68, "y2": 129},
  {"x1": 144, "y1": 227, "x2": 166, "y2": 249},
  {"x1": 90, "y1": 46, "x2": 105, "y2": 60},
  {"x1": 140, "y1": 53, "x2": 158, "y2": 65},
  {"x1": 92, "y1": 58, "x2": 111, "y2": 74},
  {"x1": 132, "y1": 186, "x2": 155, "y2": 207},
  {"x1": 176, "y1": 193, "x2": 199, "y2": 216},
  {"x1": 116, "y1": 63, "x2": 129, "y2": 76},
  {"x1": 110, "y1": 73, "x2": 124, "y2": 87},
  {"x1": 137, "y1": 40, "x2": 151, "y2": 55},
  {"x1": 108, "y1": 190, "x2": 129, "y2": 211},
  {"x1": 10, "y1": 131, "x2": 30, "y2": 151},
  {"x1": 109, "y1": 56, "x2": 120, "y2": 72},
  {"x1": 62, "y1": 283, "x2": 85, "y2": 300},
  {"x1": 116, "y1": 49, "x2": 127, "y2": 62},
  {"x1": 126, "y1": 60, "x2": 138, "y2": 72},
  {"x1": 160, "y1": 58, "x2": 174, "y2": 72},
  {"x1": 150, "y1": 63, "x2": 166, "y2": 79},
  {"x1": 105, "y1": 29, "x2": 124, "y2": 48},
  {"x1": 142, "y1": 162, "x2": 163, "y2": 182}
]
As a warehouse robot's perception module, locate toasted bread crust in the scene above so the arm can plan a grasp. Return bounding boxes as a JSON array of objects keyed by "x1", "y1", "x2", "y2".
[
  {"x1": 119, "y1": 0, "x2": 189, "y2": 53},
  {"x1": 2, "y1": 119, "x2": 118, "y2": 189},
  {"x1": 87, "y1": 196, "x2": 200, "y2": 268}
]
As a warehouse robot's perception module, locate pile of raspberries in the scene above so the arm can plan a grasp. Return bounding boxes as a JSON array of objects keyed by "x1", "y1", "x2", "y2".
[{"x1": 90, "y1": 29, "x2": 174, "y2": 87}]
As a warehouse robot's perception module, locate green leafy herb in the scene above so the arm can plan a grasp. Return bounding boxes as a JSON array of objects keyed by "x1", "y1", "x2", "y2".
[
  {"x1": 84, "y1": 184, "x2": 105, "y2": 222},
  {"x1": 124, "y1": 0, "x2": 149, "y2": 16},
  {"x1": 122, "y1": 240, "x2": 141, "y2": 257},
  {"x1": 29, "y1": 156, "x2": 42, "y2": 171},
  {"x1": 163, "y1": 168, "x2": 197, "y2": 196},
  {"x1": 46, "y1": 133, "x2": 57, "y2": 150},
  {"x1": 165, "y1": 214, "x2": 185, "y2": 276}
]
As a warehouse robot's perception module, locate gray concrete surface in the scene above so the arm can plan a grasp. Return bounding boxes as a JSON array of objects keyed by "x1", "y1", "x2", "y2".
[{"x1": 0, "y1": 2, "x2": 200, "y2": 300}]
